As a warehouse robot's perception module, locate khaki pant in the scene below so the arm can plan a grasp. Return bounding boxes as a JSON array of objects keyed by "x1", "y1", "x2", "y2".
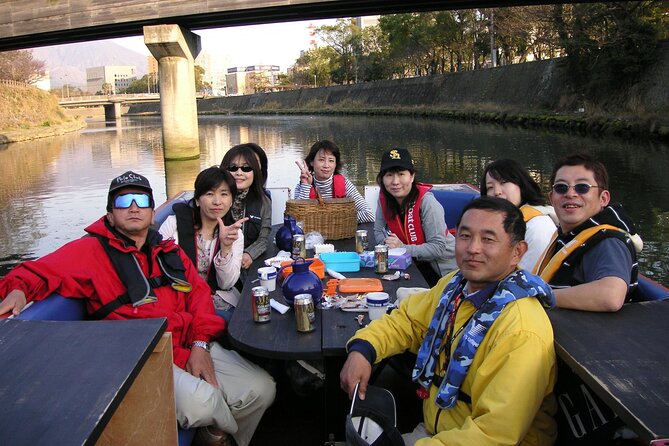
[{"x1": 173, "y1": 343, "x2": 276, "y2": 446}]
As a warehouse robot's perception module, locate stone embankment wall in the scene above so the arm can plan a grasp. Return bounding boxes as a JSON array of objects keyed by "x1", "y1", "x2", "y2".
[{"x1": 128, "y1": 41, "x2": 668, "y2": 137}]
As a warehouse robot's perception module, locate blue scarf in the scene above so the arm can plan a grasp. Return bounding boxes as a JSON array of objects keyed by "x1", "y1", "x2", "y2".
[{"x1": 412, "y1": 269, "x2": 554, "y2": 410}]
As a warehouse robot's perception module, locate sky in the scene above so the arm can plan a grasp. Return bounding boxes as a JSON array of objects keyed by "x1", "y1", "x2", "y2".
[{"x1": 113, "y1": 19, "x2": 338, "y2": 71}]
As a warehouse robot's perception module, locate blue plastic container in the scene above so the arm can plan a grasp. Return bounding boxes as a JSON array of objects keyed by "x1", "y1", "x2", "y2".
[{"x1": 319, "y1": 252, "x2": 361, "y2": 273}]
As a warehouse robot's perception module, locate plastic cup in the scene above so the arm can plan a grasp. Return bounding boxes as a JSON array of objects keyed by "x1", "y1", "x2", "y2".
[
  {"x1": 257, "y1": 266, "x2": 277, "y2": 292},
  {"x1": 366, "y1": 292, "x2": 390, "y2": 320}
]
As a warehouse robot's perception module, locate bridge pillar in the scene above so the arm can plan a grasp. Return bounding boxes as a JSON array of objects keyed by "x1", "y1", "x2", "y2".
[
  {"x1": 103, "y1": 102, "x2": 122, "y2": 120},
  {"x1": 144, "y1": 25, "x2": 201, "y2": 161}
]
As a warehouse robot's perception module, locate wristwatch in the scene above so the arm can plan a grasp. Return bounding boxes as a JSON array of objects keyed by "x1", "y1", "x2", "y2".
[{"x1": 191, "y1": 340, "x2": 211, "y2": 352}]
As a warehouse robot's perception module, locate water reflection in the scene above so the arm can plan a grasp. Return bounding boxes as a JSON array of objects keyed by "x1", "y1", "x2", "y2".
[{"x1": 0, "y1": 114, "x2": 666, "y2": 283}]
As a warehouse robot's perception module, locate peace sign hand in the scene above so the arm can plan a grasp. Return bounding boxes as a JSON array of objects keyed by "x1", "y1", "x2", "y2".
[
  {"x1": 217, "y1": 217, "x2": 248, "y2": 252},
  {"x1": 295, "y1": 160, "x2": 313, "y2": 185}
]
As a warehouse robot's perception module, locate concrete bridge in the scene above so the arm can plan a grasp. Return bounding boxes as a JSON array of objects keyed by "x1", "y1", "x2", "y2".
[
  {"x1": 59, "y1": 94, "x2": 161, "y2": 120},
  {"x1": 0, "y1": 0, "x2": 593, "y2": 160}
]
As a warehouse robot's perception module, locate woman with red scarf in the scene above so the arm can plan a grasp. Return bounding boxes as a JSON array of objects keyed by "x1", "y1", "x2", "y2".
[{"x1": 374, "y1": 148, "x2": 456, "y2": 286}]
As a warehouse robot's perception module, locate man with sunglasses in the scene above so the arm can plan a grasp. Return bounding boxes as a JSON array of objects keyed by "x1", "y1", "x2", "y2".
[
  {"x1": 534, "y1": 154, "x2": 642, "y2": 444},
  {"x1": 0, "y1": 171, "x2": 275, "y2": 446},
  {"x1": 534, "y1": 152, "x2": 640, "y2": 312}
]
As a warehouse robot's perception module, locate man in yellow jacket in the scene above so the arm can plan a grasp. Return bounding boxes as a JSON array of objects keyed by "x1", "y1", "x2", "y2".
[{"x1": 340, "y1": 196, "x2": 557, "y2": 446}]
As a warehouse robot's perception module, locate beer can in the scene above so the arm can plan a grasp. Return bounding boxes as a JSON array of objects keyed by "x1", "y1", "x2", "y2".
[
  {"x1": 292, "y1": 234, "x2": 306, "y2": 259},
  {"x1": 294, "y1": 293, "x2": 315, "y2": 332},
  {"x1": 251, "y1": 286, "x2": 271, "y2": 323},
  {"x1": 374, "y1": 244, "x2": 389, "y2": 274},
  {"x1": 355, "y1": 230, "x2": 369, "y2": 254}
]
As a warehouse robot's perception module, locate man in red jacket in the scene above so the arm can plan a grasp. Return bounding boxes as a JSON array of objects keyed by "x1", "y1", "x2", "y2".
[{"x1": 0, "y1": 171, "x2": 274, "y2": 446}]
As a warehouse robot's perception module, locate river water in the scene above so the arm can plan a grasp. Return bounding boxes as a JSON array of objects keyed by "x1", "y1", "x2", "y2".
[{"x1": 1, "y1": 114, "x2": 667, "y2": 283}]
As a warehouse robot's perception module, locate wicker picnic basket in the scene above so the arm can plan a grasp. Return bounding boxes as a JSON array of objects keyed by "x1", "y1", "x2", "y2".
[{"x1": 284, "y1": 197, "x2": 357, "y2": 240}]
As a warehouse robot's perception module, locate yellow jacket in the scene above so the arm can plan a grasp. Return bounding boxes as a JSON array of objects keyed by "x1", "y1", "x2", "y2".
[{"x1": 350, "y1": 271, "x2": 557, "y2": 446}]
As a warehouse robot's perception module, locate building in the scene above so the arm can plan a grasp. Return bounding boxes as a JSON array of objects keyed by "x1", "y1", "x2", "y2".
[
  {"x1": 195, "y1": 51, "x2": 228, "y2": 96},
  {"x1": 356, "y1": 16, "x2": 380, "y2": 29},
  {"x1": 86, "y1": 66, "x2": 137, "y2": 94},
  {"x1": 225, "y1": 65, "x2": 281, "y2": 95}
]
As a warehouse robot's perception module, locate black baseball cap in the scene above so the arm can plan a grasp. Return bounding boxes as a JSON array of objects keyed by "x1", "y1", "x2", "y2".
[
  {"x1": 379, "y1": 148, "x2": 415, "y2": 173},
  {"x1": 106, "y1": 171, "x2": 154, "y2": 211},
  {"x1": 345, "y1": 384, "x2": 404, "y2": 446}
]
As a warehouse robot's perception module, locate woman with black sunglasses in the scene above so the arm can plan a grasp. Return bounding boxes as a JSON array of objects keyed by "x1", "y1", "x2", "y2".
[
  {"x1": 220, "y1": 144, "x2": 272, "y2": 282},
  {"x1": 480, "y1": 159, "x2": 558, "y2": 271}
]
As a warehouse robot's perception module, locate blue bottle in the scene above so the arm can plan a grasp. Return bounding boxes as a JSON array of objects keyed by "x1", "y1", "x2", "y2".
[
  {"x1": 275, "y1": 215, "x2": 304, "y2": 252},
  {"x1": 282, "y1": 258, "x2": 323, "y2": 304}
]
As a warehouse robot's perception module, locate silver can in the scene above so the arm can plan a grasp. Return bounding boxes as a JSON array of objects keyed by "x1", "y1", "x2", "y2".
[
  {"x1": 355, "y1": 230, "x2": 369, "y2": 254},
  {"x1": 294, "y1": 293, "x2": 315, "y2": 332},
  {"x1": 251, "y1": 286, "x2": 271, "y2": 323},
  {"x1": 292, "y1": 234, "x2": 306, "y2": 259},
  {"x1": 375, "y1": 244, "x2": 389, "y2": 274}
]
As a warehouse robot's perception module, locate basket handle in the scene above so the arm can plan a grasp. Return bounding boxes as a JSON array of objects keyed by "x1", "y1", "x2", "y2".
[{"x1": 315, "y1": 186, "x2": 325, "y2": 206}]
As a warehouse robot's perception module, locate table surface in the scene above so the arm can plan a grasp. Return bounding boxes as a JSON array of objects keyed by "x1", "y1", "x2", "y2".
[
  {"x1": 0, "y1": 318, "x2": 166, "y2": 446},
  {"x1": 548, "y1": 301, "x2": 669, "y2": 444},
  {"x1": 227, "y1": 223, "x2": 429, "y2": 360}
]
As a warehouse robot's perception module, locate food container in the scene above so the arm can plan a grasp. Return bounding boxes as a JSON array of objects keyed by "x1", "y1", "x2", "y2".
[{"x1": 319, "y1": 252, "x2": 361, "y2": 273}]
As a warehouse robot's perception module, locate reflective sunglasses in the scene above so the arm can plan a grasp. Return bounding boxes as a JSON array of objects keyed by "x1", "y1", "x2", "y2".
[
  {"x1": 551, "y1": 183, "x2": 601, "y2": 195},
  {"x1": 226, "y1": 165, "x2": 253, "y2": 173},
  {"x1": 113, "y1": 193, "x2": 152, "y2": 209}
]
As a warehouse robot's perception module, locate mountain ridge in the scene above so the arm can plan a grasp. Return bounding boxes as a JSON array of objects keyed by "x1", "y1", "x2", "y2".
[{"x1": 31, "y1": 40, "x2": 149, "y2": 89}]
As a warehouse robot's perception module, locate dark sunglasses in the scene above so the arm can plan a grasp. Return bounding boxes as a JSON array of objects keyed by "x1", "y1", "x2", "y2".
[
  {"x1": 551, "y1": 183, "x2": 601, "y2": 195},
  {"x1": 114, "y1": 193, "x2": 152, "y2": 209},
  {"x1": 226, "y1": 165, "x2": 253, "y2": 173}
]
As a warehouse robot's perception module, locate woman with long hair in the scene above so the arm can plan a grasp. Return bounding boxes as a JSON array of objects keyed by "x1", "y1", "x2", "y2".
[
  {"x1": 220, "y1": 143, "x2": 272, "y2": 275},
  {"x1": 480, "y1": 159, "x2": 557, "y2": 271},
  {"x1": 374, "y1": 148, "x2": 456, "y2": 286}
]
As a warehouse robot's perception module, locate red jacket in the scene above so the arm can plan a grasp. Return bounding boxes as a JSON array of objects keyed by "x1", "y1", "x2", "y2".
[{"x1": 0, "y1": 217, "x2": 225, "y2": 369}]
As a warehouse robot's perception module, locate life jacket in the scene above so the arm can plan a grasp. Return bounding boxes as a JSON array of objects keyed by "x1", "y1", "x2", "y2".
[
  {"x1": 308, "y1": 174, "x2": 347, "y2": 199},
  {"x1": 520, "y1": 204, "x2": 544, "y2": 222},
  {"x1": 89, "y1": 228, "x2": 192, "y2": 320},
  {"x1": 242, "y1": 195, "x2": 267, "y2": 250},
  {"x1": 173, "y1": 202, "x2": 220, "y2": 294},
  {"x1": 380, "y1": 183, "x2": 432, "y2": 245},
  {"x1": 521, "y1": 204, "x2": 559, "y2": 226},
  {"x1": 533, "y1": 203, "x2": 639, "y2": 299},
  {"x1": 413, "y1": 270, "x2": 554, "y2": 409}
]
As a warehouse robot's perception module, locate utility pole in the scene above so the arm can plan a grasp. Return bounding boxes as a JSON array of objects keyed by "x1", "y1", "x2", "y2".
[{"x1": 490, "y1": 10, "x2": 497, "y2": 68}]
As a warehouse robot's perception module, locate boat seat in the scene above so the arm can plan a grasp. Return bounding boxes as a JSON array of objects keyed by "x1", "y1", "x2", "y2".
[
  {"x1": 430, "y1": 188, "x2": 479, "y2": 231},
  {"x1": 17, "y1": 294, "x2": 196, "y2": 446},
  {"x1": 636, "y1": 275, "x2": 669, "y2": 301}
]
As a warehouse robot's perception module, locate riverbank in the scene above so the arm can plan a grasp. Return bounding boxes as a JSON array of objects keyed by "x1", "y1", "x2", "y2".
[
  {"x1": 0, "y1": 84, "x2": 86, "y2": 144},
  {"x1": 126, "y1": 41, "x2": 669, "y2": 141}
]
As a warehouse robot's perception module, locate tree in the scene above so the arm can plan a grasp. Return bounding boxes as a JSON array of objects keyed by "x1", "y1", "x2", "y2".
[
  {"x1": 247, "y1": 72, "x2": 272, "y2": 93},
  {"x1": 316, "y1": 19, "x2": 361, "y2": 84},
  {"x1": 194, "y1": 65, "x2": 211, "y2": 93},
  {"x1": 0, "y1": 50, "x2": 46, "y2": 83},
  {"x1": 101, "y1": 83, "x2": 114, "y2": 95},
  {"x1": 554, "y1": 2, "x2": 663, "y2": 97},
  {"x1": 289, "y1": 46, "x2": 338, "y2": 87}
]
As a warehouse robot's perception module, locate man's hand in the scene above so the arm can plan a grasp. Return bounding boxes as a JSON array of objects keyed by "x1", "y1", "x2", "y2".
[
  {"x1": 241, "y1": 253, "x2": 253, "y2": 269},
  {"x1": 0, "y1": 290, "x2": 27, "y2": 317},
  {"x1": 218, "y1": 217, "x2": 248, "y2": 253},
  {"x1": 340, "y1": 351, "x2": 372, "y2": 400},
  {"x1": 295, "y1": 160, "x2": 313, "y2": 185},
  {"x1": 186, "y1": 345, "x2": 219, "y2": 388}
]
